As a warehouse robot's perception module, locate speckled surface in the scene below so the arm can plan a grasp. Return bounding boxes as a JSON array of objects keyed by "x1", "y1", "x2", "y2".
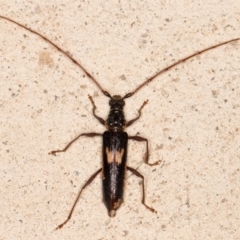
[{"x1": 0, "y1": 1, "x2": 240, "y2": 239}]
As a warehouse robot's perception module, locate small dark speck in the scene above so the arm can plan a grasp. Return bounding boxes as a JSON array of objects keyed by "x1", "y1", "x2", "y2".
[
  {"x1": 43, "y1": 89, "x2": 48, "y2": 94},
  {"x1": 224, "y1": 24, "x2": 234, "y2": 31},
  {"x1": 81, "y1": 115, "x2": 87, "y2": 117},
  {"x1": 165, "y1": 18, "x2": 171, "y2": 22},
  {"x1": 19, "y1": 220, "x2": 23, "y2": 223},
  {"x1": 54, "y1": 96, "x2": 58, "y2": 101},
  {"x1": 141, "y1": 33, "x2": 148, "y2": 38},
  {"x1": 93, "y1": 91, "x2": 99, "y2": 97},
  {"x1": 212, "y1": 90, "x2": 219, "y2": 97},
  {"x1": 224, "y1": 99, "x2": 227, "y2": 103},
  {"x1": 66, "y1": 51, "x2": 73, "y2": 57},
  {"x1": 168, "y1": 136, "x2": 172, "y2": 140},
  {"x1": 161, "y1": 224, "x2": 166, "y2": 230},
  {"x1": 80, "y1": 85, "x2": 87, "y2": 89},
  {"x1": 156, "y1": 144, "x2": 163, "y2": 150},
  {"x1": 75, "y1": 171, "x2": 80, "y2": 176},
  {"x1": 120, "y1": 75, "x2": 126, "y2": 80},
  {"x1": 216, "y1": 126, "x2": 219, "y2": 130},
  {"x1": 23, "y1": 34, "x2": 27, "y2": 38}
]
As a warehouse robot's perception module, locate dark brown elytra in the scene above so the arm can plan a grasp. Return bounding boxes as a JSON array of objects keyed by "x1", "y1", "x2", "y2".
[{"x1": 1, "y1": 15, "x2": 239, "y2": 229}]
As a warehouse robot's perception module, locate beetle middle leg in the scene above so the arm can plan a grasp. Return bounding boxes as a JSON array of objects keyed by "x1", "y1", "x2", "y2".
[
  {"x1": 49, "y1": 132, "x2": 102, "y2": 155},
  {"x1": 49, "y1": 95, "x2": 104, "y2": 155},
  {"x1": 128, "y1": 136, "x2": 161, "y2": 166},
  {"x1": 127, "y1": 100, "x2": 148, "y2": 127},
  {"x1": 127, "y1": 166, "x2": 157, "y2": 213}
]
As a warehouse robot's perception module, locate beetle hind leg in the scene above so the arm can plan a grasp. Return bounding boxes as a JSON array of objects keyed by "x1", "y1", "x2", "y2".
[{"x1": 127, "y1": 166, "x2": 157, "y2": 214}]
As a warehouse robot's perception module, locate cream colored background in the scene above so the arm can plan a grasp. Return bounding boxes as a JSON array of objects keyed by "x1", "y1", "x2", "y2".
[{"x1": 0, "y1": 1, "x2": 240, "y2": 239}]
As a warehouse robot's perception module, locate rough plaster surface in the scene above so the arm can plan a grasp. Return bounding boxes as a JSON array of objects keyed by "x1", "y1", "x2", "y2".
[{"x1": 0, "y1": 1, "x2": 240, "y2": 239}]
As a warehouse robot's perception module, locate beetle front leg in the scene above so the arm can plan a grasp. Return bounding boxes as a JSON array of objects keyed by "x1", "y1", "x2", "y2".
[
  {"x1": 126, "y1": 100, "x2": 148, "y2": 127},
  {"x1": 88, "y1": 94, "x2": 105, "y2": 126}
]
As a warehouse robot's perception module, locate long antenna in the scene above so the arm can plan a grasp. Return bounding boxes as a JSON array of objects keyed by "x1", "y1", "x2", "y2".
[
  {"x1": 1, "y1": 15, "x2": 239, "y2": 100},
  {"x1": 0, "y1": 15, "x2": 112, "y2": 98},
  {"x1": 123, "y1": 37, "x2": 240, "y2": 99}
]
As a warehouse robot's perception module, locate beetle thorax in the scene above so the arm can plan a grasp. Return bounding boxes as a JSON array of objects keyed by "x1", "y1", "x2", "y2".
[{"x1": 106, "y1": 95, "x2": 126, "y2": 132}]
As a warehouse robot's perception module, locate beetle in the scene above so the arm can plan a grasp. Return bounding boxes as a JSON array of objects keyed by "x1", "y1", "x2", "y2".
[{"x1": 1, "y1": 15, "x2": 239, "y2": 229}]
